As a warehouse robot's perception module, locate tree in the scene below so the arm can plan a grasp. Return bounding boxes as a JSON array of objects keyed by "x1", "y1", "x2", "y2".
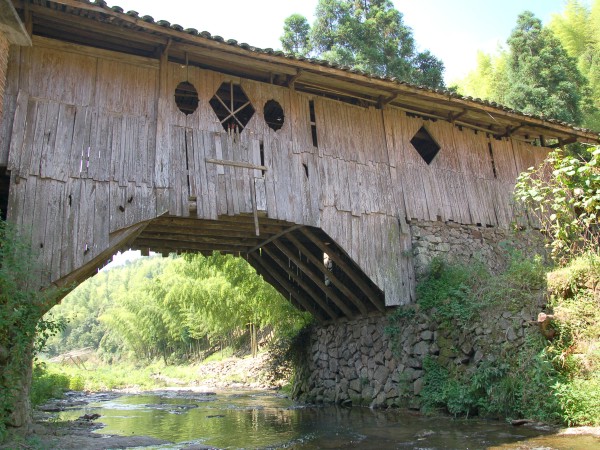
[
  {"x1": 457, "y1": 50, "x2": 510, "y2": 105},
  {"x1": 280, "y1": 14, "x2": 311, "y2": 56},
  {"x1": 280, "y1": 0, "x2": 445, "y2": 89},
  {"x1": 505, "y1": 11, "x2": 587, "y2": 125},
  {"x1": 456, "y1": 7, "x2": 598, "y2": 129},
  {"x1": 549, "y1": 0, "x2": 600, "y2": 130},
  {"x1": 47, "y1": 252, "x2": 312, "y2": 365}
]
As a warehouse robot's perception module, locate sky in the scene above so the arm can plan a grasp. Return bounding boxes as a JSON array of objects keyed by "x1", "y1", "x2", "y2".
[{"x1": 106, "y1": 0, "x2": 584, "y2": 83}]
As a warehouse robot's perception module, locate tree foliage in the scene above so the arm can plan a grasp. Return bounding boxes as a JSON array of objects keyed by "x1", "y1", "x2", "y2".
[
  {"x1": 514, "y1": 146, "x2": 600, "y2": 264},
  {"x1": 281, "y1": 14, "x2": 311, "y2": 56},
  {"x1": 505, "y1": 11, "x2": 586, "y2": 124},
  {"x1": 549, "y1": 0, "x2": 600, "y2": 130},
  {"x1": 45, "y1": 253, "x2": 311, "y2": 364},
  {"x1": 280, "y1": 0, "x2": 445, "y2": 88},
  {"x1": 456, "y1": 5, "x2": 599, "y2": 128}
]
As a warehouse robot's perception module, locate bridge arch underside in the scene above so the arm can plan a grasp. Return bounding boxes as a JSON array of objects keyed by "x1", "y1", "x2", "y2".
[{"x1": 130, "y1": 215, "x2": 386, "y2": 323}]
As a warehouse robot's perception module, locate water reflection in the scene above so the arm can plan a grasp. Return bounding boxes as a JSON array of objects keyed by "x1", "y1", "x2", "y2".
[{"x1": 57, "y1": 390, "x2": 599, "y2": 449}]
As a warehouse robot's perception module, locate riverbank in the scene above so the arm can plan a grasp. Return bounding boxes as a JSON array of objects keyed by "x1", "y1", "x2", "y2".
[{"x1": 36, "y1": 350, "x2": 280, "y2": 394}]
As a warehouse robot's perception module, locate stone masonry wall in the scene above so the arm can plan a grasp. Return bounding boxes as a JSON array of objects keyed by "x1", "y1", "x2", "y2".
[
  {"x1": 293, "y1": 221, "x2": 546, "y2": 408},
  {"x1": 410, "y1": 220, "x2": 545, "y2": 277}
]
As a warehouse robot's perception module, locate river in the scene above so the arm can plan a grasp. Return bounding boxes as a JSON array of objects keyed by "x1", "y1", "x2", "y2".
[{"x1": 56, "y1": 390, "x2": 599, "y2": 449}]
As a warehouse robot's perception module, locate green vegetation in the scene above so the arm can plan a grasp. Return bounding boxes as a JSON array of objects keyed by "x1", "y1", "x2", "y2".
[
  {"x1": 280, "y1": 0, "x2": 445, "y2": 88},
  {"x1": 33, "y1": 360, "x2": 215, "y2": 392},
  {"x1": 413, "y1": 253, "x2": 599, "y2": 425},
  {"x1": 515, "y1": 146, "x2": 600, "y2": 263},
  {"x1": 45, "y1": 252, "x2": 311, "y2": 365},
  {"x1": 415, "y1": 258, "x2": 489, "y2": 327},
  {"x1": 29, "y1": 363, "x2": 70, "y2": 407},
  {"x1": 456, "y1": 1, "x2": 600, "y2": 129},
  {"x1": 0, "y1": 218, "x2": 64, "y2": 440}
]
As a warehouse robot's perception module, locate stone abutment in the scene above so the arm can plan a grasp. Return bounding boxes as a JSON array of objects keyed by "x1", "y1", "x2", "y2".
[{"x1": 292, "y1": 221, "x2": 546, "y2": 408}]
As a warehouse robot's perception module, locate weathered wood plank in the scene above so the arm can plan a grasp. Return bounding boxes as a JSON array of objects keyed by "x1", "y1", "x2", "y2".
[
  {"x1": 0, "y1": 94, "x2": 17, "y2": 166},
  {"x1": 7, "y1": 91, "x2": 31, "y2": 174}
]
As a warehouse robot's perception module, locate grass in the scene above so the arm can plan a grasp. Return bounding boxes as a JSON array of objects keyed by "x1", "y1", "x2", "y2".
[
  {"x1": 35, "y1": 361, "x2": 200, "y2": 392},
  {"x1": 32, "y1": 347, "x2": 271, "y2": 399}
]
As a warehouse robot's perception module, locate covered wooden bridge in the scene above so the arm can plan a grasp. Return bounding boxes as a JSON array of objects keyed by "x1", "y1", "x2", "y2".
[{"x1": 0, "y1": 0, "x2": 598, "y2": 322}]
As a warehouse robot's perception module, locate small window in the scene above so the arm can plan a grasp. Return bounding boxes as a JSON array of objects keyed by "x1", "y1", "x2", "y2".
[
  {"x1": 264, "y1": 100, "x2": 284, "y2": 131},
  {"x1": 488, "y1": 142, "x2": 497, "y2": 178},
  {"x1": 410, "y1": 126, "x2": 440, "y2": 165},
  {"x1": 209, "y1": 82, "x2": 255, "y2": 132},
  {"x1": 174, "y1": 81, "x2": 199, "y2": 115},
  {"x1": 309, "y1": 100, "x2": 318, "y2": 147}
]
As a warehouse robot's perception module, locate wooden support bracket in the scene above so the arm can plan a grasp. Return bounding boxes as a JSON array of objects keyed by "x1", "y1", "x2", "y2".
[
  {"x1": 286, "y1": 69, "x2": 303, "y2": 89},
  {"x1": 286, "y1": 234, "x2": 368, "y2": 315},
  {"x1": 300, "y1": 227, "x2": 385, "y2": 312},
  {"x1": 377, "y1": 93, "x2": 398, "y2": 109},
  {"x1": 449, "y1": 109, "x2": 468, "y2": 123},
  {"x1": 246, "y1": 224, "x2": 302, "y2": 254},
  {"x1": 503, "y1": 124, "x2": 524, "y2": 137},
  {"x1": 270, "y1": 239, "x2": 355, "y2": 318}
]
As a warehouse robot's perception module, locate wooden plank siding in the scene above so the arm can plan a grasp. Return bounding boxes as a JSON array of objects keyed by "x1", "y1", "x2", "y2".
[{"x1": 1, "y1": 37, "x2": 550, "y2": 308}]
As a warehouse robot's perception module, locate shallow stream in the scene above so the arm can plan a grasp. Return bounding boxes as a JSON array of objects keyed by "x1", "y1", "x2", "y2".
[{"x1": 57, "y1": 390, "x2": 599, "y2": 449}]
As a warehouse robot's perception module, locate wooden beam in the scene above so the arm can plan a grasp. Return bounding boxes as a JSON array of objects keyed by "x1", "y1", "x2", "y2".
[
  {"x1": 151, "y1": 215, "x2": 291, "y2": 228},
  {"x1": 247, "y1": 224, "x2": 303, "y2": 254},
  {"x1": 449, "y1": 109, "x2": 468, "y2": 123},
  {"x1": 206, "y1": 158, "x2": 268, "y2": 172},
  {"x1": 286, "y1": 233, "x2": 369, "y2": 315},
  {"x1": 50, "y1": 220, "x2": 150, "y2": 293},
  {"x1": 286, "y1": 69, "x2": 303, "y2": 89},
  {"x1": 143, "y1": 226, "x2": 267, "y2": 239},
  {"x1": 270, "y1": 240, "x2": 356, "y2": 318},
  {"x1": 136, "y1": 231, "x2": 264, "y2": 246},
  {"x1": 504, "y1": 124, "x2": 524, "y2": 137},
  {"x1": 259, "y1": 247, "x2": 341, "y2": 321},
  {"x1": 23, "y1": 0, "x2": 33, "y2": 38},
  {"x1": 249, "y1": 174, "x2": 260, "y2": 236},
  {"x1": 133, "y1": 238, "x2": 252, "y2": 253},
  {"x1": 248, "y1": 252, "x2": 329, "y2": 322},
  {"x1": 377, "y1": 93, "x2": 398, "y2": 109},
  {"x1": 549, "y1": 136, "x2": 577, "y2": 148},
  {"x1": 300, "y1": 227, "x2": 385, "y2": 312}
]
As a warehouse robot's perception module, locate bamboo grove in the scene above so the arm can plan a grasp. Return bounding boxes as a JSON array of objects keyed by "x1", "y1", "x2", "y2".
[{"x1": 44, "y1": 253, "x2": 311, "y2": 364}]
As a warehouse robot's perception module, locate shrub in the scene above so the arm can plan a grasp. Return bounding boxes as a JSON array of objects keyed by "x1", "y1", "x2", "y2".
[
  {"x1": 30, "y1": 363, "x2": 70, "y2": 407},
  {"x1": 416, "y1": 258, "x2": 488, "y2": 327}
]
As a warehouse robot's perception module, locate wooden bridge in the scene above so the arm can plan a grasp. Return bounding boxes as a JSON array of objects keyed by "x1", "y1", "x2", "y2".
[{"x1": 0, "y1": 0, "x2": 598, "y2": 322}]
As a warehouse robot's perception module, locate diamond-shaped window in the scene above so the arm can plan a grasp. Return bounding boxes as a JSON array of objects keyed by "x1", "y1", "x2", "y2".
[
  {"x1": 410, "y1": 126, "x2": 440, "y2": 165},
  {"x1": 209, "y1": 82, "x2": 255, "y2": 133}
]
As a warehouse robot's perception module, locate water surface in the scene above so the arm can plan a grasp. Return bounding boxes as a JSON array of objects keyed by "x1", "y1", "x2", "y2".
[{"x1": 58, "y1": 390, "x2": 600, "y2": 449}]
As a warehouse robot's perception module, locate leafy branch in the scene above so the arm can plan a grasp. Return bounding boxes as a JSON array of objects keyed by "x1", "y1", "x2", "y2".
[{"x1": 515, "y1": 146, "x2": 600, "y2": 264}]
